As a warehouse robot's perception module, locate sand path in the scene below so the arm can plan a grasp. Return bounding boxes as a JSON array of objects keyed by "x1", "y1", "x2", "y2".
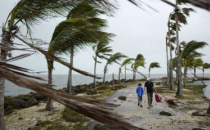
[{"x1": 106, "y1": 84, "x2": 210, "y2": 130}]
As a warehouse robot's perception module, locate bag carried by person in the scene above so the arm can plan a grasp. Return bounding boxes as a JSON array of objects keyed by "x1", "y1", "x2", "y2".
[{"x1": 155, "y1": 93, "x2": 162, "y2": 103}]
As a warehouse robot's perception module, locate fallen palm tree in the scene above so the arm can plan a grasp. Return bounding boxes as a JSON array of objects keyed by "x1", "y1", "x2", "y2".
[{"x1": 0, "y1": 61, "x2": 144, "y2": 130}]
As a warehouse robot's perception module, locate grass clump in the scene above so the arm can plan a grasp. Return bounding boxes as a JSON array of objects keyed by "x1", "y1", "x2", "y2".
[{"x1": 62, "y1": 107, "x2": 88, "y2": 123}]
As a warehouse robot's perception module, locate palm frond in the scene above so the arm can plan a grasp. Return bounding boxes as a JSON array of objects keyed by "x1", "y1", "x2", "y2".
[
  {"x1": 121, "y1": 58, "x2": 135, "y2": 67},
  {"x1": 193, "y1": 58, "x2": 204, "y2": 67},
  {"x1": 181, "y1": 41, "x2": 208, "y2": 59},
  {"x1": 203, "y1": 63, "x2": 210, "y2": 69}
]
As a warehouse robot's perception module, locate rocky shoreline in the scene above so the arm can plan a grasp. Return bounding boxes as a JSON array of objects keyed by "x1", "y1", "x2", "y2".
[{"x1": 4, "y1": 78, "x2": 145, "y2": 116}]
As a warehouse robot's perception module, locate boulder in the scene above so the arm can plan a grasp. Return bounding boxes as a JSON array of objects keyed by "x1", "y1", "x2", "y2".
[
  {"x1": 159, "y1": 111, "x2": 172, "y2": 116},
  {"x1": 118, "y1": 96, "x2": 127, "y2": 101},
  {"x1": 5, "y1": 106, "x2": 13, "y2": 115}
]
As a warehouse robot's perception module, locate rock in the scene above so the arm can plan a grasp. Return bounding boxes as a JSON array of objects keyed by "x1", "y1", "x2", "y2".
[
  {"x1": 87, "y1": 89, "x2": 97, "y2": 95},
  {"x1": 5, "y1": 106, "x2": 13, "y2": 115},
  {"x1": 18, "y1": 117, "x2": 23, "y2": 120},
  {"x1": 159, "y1": 111, "x2": 172, "y2": 116},
  {"x1": 192, "y1": 128, "x2": 205, "y2": 130},
  {"x1": 118, "y1": 96, "x2": 127, "y2": 101},
  {"x1": 192, "y1": 111, "x2": 208, "y2": 116},
  {"x1": 33, "y1": 93, "x2": 47, "y2": 101}
]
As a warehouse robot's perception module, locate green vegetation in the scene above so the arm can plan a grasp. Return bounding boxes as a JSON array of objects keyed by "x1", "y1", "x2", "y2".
[{"x1": 62, "y1": 107, "x2": 89, "y2": 123}]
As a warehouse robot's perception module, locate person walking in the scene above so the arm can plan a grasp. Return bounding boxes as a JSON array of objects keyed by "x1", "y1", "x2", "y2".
[
  {"x1": 144, "y1": 78, "x2": 155, "y2": 107},
  {"x1": 136, "y1": 83, "x2": 144, "y2": 107}
]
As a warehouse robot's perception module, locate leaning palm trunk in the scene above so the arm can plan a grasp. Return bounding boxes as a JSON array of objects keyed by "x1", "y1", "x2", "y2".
[
  {"x1": 0, "y1": 29, "x2": 11, "y2": 130},
  {"x1": 168, "y1": 24, "x2": 174, "y2": 90},
  {"x1": 175, "y1": 3, "x2": 183, "y2": 96},
  {"x1": 67, "y1": 52, "x2": 74, "y2": 93},
  {"x1": 112, "y1": 73, "x2": 115, "y2": 86},
  {"x1": 45, "y1": 59, "x2": 54, "y2": 111},
  {"x1": 0, "y1": 66, "x2": 144, "y2": 130},
  {"x1": 93, "y1": 55, "x2": 97, "y2": 88}
]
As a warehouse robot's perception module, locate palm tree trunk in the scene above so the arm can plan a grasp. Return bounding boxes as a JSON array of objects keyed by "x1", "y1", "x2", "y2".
[
  {"x1": 183, "y1": 67, "x2": 187, "y2": 88},
  {"x1": 93, "y1": 55, "x2": 97, "y2": 88},
  {"x1": 125, "y1": 65, "x2": 126, "y2": 81},
  {"x1": 45, "y1": 59, "x2": 54, "y2": 111},
  {"x1": 166, "y1": 37, "x2": 170, "y2": 86},
  {"x1": 149, "y1": 70, "x2": 150, "y2": 78},
  {"x1": 103, "y1": 72, "x2": 106, "y2": 84},
  {"x1": 0, "y1": 30, "x2": 10, "y2": 130},
  {"x1": 203, "y1": 70, "x2": 204, "y2": 77},
  {"x1": 67, "y1": 51, "x2": 74, "y2": 93},
  {"x1": 112, "y1": 73, "x2": 115, "y2": 86},
  {"x1": 168, "y1": 24, "x2": 175, "y2": 90},
  {"x1": 118, "y1": 68, "x2": 121, "y2": 84},
  {"x1": 207, "y1": 104, "x2": 210, "y2": 114},
  {"x1": 175, "y1": 3, "x2": 183, "y2": 96},
  {"x1": 194, "y1": 67, "x2": 196, "y2": 79}
]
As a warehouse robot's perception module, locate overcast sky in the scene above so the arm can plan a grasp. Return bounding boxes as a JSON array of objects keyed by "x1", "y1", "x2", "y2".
[{"x1": 0, "y1": 0, "x2": 210, "y2": 76}]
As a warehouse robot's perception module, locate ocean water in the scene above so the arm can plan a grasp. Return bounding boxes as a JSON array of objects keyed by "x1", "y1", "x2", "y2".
[{"x1": 4, "y1": 73, "x2": 210, "y2": 98}]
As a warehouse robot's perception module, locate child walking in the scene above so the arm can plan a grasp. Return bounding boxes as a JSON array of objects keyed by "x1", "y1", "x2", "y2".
[{"x1": 136, "y1": 83, "x2": 144, "y2": 107}]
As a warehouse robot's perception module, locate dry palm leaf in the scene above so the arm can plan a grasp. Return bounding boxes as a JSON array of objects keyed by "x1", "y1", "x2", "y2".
[{"x1": 0, "y1": 64, "x2": 144, "y2": 130}]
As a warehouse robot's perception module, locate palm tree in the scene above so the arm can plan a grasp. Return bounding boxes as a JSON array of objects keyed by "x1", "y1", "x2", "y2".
[
  {"x1": 118, "y1": 58, "x2": 135, "y2": 84},
  {"x1": 171, "y1": 1, "x2": 194, "y2": 96},
  {"x1": 202, "y1": 63, "x2": 210, "y2": 77},
  {"x1": 181, "y1": 41, "x2": 207, "y2": 87},
  {"x1": 64, "y1": 3, "x2": 111, "y2": 94},
  {"x1": 167, "y1": 13, "x2": 176, "y2": 90},
  {"x1": 103, "y1": 53, "x2": 127, "y2": 84},
  {"x1": 149, "y1": 62, "x2": 161, "y2": 78},
  {"x1": 132, "y1": 54, "x2": 146, "y2": 81},
  {"x1": 92, "y1": 42, "x2": 113, "y2": 88},
  {"x1": 46, "y1": 3, "x2": 113, "y2": 110},
  {"x1": 192, "y1": 58, "x2": 204, "y2": 79},
  {"x1": 0, "y1": 1, "x2": 79, "y2": 128}
]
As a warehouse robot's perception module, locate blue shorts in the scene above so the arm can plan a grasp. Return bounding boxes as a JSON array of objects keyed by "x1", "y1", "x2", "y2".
[{"x1": 138, "y1": 96, "x2": 143, "y2": 101}]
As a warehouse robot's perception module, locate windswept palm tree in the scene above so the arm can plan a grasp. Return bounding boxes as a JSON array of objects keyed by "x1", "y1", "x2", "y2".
[
  {"x1": 181, "y1": 41, "x2": 207, "y2": 87},
  {"x1": 46, "y1": 3, "x2": 113, "y2": 110},
  {"x1": 92, "y1": 42, "x2": 113, "y2": 88},
  {"x1": 132, "y1": 54, "x2": 146, "y2": 81},
  {"x1": 103, "y1": 53, "x2": 127, "y2": 84},
  {"x1": 149, "y1": 62, "x2": 161, "y2": 78},
  {"x1": 202, "y1": 63, "x2": 210, "y2": 77},
  {"x1": 192, "y1": 58, "x2": 204, "y2": 79},
  {"x1": 118, "y1": 58, "x2": 135, "y2": 84},
  {"x1": 170, "y1": 0, "x2": 194, "y2": 96},
  {"x1": 0, "y1": 1, "x2": 79, "y2": 128},
  {"x1": 166, "y1": 13, "x2": 176, "y2": 90}
]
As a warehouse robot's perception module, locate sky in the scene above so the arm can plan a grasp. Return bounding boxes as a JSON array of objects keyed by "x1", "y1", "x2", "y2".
[{"x1": 0, "y1": 0, "x2": 210, "y2": 76}]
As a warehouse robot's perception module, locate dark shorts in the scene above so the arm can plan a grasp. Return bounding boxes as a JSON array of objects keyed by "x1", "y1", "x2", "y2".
[{"x1": 138, "y1": 96, "x2": 143, "y2": 101}]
